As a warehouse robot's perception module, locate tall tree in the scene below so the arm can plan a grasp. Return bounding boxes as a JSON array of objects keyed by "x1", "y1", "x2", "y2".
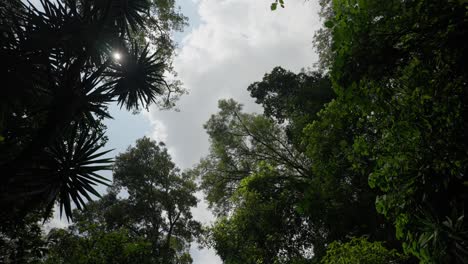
[
  {"x1": 112, "y1": 137, "x2": 201, "y2": 263},
  {"x1": 0, "y1": 0, "x2": 186, "y2": 220},
  {"x1": 44, "y1": 137, "x2": 201, "y2": 263}
]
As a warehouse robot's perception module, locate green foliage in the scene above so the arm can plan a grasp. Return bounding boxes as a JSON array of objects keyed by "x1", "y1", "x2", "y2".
[
  {"x1": 209, "y1": 163, "x2": 314, "y2": 264},
  {"x1": 320, "y1": 237, "x2": 407, "y2": 264},
  {"x1": 194, "y1": 99, "x2": 315, "y2": 262},
  {"x1": 44, "y1": 137, "x2": 201, "y2": 263},
  {"x1": 301, "y1": 98, "x2": 399, "y2": 259},
  {"x1": 197, "y1": 94, "x2": 395, "y2": 262},
  {"x1": 248, "y1": 67, "x2": 333, "y2": 148},
  {"x1": 196, "y1": 99, "x2": 311, "y2": 215},
  {"x1": 0, "y1": 210, "x2": 48, "y2": 264},
  {"x1": 271, "y1": 0, "x2": 285, "y2": 11},
  {"x1": 307, "y1": 0, "x2": 468, "y2": 262},
  {"x1": 45, "y1": 228, "x2": 152, "y2": 264}
]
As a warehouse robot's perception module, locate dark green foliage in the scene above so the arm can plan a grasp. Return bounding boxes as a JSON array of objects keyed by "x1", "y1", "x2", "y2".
[
  {"x1": 301, "y1": 98, "x2": 399, "y2": 258},
  {"x1": 209, "y1": 163, "x2": 314, "y2": 264},
  {"x1": 0, "y1": 0, "x2": 185, "y2": 220},
  {"x1": 112, "y1": 137, "x2": 201, "y2": 263},
  {"x1": 106, "y1": 43, "x2": 167, "y2": 111},
  {"x1": 0, "y1": 210, "x2": 48, "y2": 264},
  {"x1": 197, "y1": 82, "x2": 398, "y2": 261},
  {"x1": 248, "y1": 67, "x2": 333, "y2": 147},
  {"x1": 45, "y1": 227, "x2": 153, "y2": 264},
  {"x1": 44, "y1": 137, "x2": 201, "y2": 263},
  {"x1": 270, "y1": 0, "x2": 285, "y2": 11},
  {"x1": 308, "y1": 0, "x2": 468, "y2": 262},
  {"x1": 197, "y1": 99, "x2": 311, "y2": 215},
  {"x1": 194, "y1": 99, "x2": 315, "y2": 263}
]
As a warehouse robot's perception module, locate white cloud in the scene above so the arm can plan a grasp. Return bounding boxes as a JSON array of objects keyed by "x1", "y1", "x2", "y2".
[
  {"x1": 147, "y1": 0, "x2": 321, "y2": 263},
  {"x1": 144, "y1": 111, "x2": 169, "y2": 143},
  {"x1": 43, "y1": 205, "x2": 70, "y2": 233}
]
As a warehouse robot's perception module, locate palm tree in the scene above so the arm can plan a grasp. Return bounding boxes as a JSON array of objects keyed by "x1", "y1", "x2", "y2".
[{"x1": 0, "y1": 0, "x2": 184, "y2": 220}]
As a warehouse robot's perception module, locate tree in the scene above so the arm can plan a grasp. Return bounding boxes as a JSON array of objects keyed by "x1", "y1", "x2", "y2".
[
  {"x1": 112, "y1": 137, "x2": 201, "y2": 263},
  {"x1": 0, "y1": 0, "x2": 186, "y2": 220},
  {"x1": 301, "y1": 98, "x2": 400, "y2": 257},
  {"x1": 196, "y1": 92, "x2": 402, "y2": 261},
  {"x1": 307, "y1": 0, "x2": 468, "y2": 262},
  {"x1": 46, "y1": 137, "x2": 201, "y2": 263}
]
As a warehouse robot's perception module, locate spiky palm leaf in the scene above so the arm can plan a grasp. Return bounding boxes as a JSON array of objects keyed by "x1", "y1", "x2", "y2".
[
  {"x1": 100, "y1": 0, "x2": 150, "y2": 36},
  {"x1": 44, "y1": 125, "x2": 112, "y2": 220},
  {"x1": 0, "y1": 125, "x2": 112, "y2": 220},
  {"x1": 23, "y1": 0, "x2": 116, "y2": 66},
  {"x1": 105, "y1": 43, "x2": 167, "y2": 110}
]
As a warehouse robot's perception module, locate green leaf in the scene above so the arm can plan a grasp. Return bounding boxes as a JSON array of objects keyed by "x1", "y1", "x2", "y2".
[
  {"x1": 271, "y1": 2, "x2": 277, "y2": 11},
  {"x1": 324, "y1": 20, "x2": 334, "y2": 28}
]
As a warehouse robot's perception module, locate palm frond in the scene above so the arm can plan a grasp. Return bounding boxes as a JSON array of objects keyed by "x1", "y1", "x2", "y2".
[
  {"x1": 105, "y1": 0, "x2": 150, "y2": 36},
  {"x1": 105, "y1": 43, "x2": 167, "y2": 111},
  {"x1": 44, "y1": 125, "x2": 113, "y2": 220}
]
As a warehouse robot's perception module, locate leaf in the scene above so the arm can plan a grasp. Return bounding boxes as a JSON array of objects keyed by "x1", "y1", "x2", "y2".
[
  {"x1": 45, "y1": 125, "x2": 112, "y2": 220},
  {"x1": 271, "y1": 2, "x2": 277, "y2": 11}
]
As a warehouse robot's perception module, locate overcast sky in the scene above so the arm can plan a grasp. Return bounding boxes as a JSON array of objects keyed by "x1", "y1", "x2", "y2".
[{"x1": 40, "y1": 0, "x2": 323, "y2": 262}]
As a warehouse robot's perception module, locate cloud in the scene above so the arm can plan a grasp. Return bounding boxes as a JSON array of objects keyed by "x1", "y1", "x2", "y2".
[
  {"x1": 149, "y1": 0, "x2": 321, "y2": 168},
  {"x1": 147, "y1": 0, "x2": 322, "y2": 262}
]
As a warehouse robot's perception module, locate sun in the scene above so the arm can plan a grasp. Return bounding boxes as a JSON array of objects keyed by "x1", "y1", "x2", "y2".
[{"x1": 113, "y1": 52, "x2": 122, "y2": 60}]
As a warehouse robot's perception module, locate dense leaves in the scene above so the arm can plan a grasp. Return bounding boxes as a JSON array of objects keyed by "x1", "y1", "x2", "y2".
[
  {"x1": 196, "y1": 99, "x2": 311, "y2": 215},
  {"x1": 45, "y1": 227, "x2": 153, "y2": 264},
  {"x1": 193, "y1": 99, "x2": 316, "y2": 263},
  {"x1": 319, "y1": 0, "x2": 468, "y2": 262},
  {"x1": 248, "y1": 66, "x2": 333, "y2": 147},
  {"x1": 320, "y1": 237, "x2": 407, "y2": 264},
  {"x1": 0, "y1": 210, "x2": 48, "y2": 263},
  {"x1": 209, "y1": 164, "x2": 314, "y2": 264},
  {"x1": 112, "y1": 137, "x2": 201, "y2": 263}
]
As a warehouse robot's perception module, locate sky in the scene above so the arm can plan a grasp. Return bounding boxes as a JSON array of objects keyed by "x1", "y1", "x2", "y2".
[{"x1": 38, "y1": 0, "x2": 323, "y2": 262}]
